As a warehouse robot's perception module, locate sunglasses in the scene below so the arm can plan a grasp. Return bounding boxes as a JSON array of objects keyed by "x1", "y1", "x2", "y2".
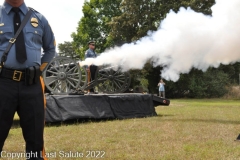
[{"x1": 90, "y1": 44, "x2": 95, "y2": 46}]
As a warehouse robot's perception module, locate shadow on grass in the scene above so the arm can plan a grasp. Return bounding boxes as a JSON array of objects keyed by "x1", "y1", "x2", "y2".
[
  {"x1": 11, "y1": 118, "x2": 119, "y2": 128},
  {"x1": 12, "y1": 114, "x2": 160, "y2": 128},
  {"x1": 44, "y1": 115, "x2": 160, "y2": 127},
  {"x1": 45, "y1": 118, "x2": 117, "y2": 127},
  {"x1": 157, "y1": 114, "x2": 175, "y2": 117}
]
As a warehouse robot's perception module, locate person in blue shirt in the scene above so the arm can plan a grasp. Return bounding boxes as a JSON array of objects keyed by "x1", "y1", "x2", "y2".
[
  {"x1": 158, "y1": 79, "x2": 166, "y2": 98},
  {"x1": 0, "y1": 0, "x2": 56, "y2": 159},
  {"x1": 85, "y1": 40, "x2": 97, "y2": 93}
]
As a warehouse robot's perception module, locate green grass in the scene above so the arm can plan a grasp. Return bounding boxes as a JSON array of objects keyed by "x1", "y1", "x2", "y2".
[{"x1": 3, "y1": 99, "x2": 240, "y2": 160}]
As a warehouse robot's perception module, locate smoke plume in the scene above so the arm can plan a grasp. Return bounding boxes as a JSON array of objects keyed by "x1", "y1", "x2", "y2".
[{"x1": 81, "y1": 0, "x2": 240, "y2": 82}]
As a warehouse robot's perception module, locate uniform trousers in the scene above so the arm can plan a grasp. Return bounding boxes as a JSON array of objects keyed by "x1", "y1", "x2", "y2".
[
  {"x1": 89, "y1": 65, "x2": 97, "y2": 92},
  {"x1": 0, "y1": 76, "x2": 46, "y2": 160}
]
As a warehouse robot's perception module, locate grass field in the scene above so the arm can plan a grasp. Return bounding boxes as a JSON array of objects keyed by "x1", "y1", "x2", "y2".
[{"x1": 2, "y1": 99, "x2": 240, "y2": 160}]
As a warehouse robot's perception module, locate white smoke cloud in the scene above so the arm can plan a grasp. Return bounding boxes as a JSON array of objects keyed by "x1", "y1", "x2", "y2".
[{"x1": 80, "y1": 0, "x2": 240, "y2": 82}]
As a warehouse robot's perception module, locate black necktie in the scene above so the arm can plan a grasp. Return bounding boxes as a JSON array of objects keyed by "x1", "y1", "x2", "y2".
[{"x1": 12, "y1": 7, "x2": 27, "y2": 63}]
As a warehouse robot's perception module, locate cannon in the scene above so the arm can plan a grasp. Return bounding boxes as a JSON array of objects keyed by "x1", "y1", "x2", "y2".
[{"x1": 42, "y1": 56, "x2": 131, "y2": 95}]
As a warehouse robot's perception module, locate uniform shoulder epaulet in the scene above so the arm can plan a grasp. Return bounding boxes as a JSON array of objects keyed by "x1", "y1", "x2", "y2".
[{"x1": 28, "y1": 7, "x2": 39, "y2": 13}]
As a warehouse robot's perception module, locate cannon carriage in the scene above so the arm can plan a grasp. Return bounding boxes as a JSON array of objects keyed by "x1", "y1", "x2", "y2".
[{"x1": 42, "y1": 56, "x2": 131, "y2": 95}]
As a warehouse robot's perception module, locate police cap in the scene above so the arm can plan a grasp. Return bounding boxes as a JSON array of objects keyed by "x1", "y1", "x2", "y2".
[{"x1": 88, "y1": 41, "x2": 95, "y2": 45}]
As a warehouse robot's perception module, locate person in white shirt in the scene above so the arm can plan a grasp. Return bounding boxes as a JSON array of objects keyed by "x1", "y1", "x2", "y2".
[{"x1": 158, "y1": 79, "x2": 166, "y2": 98}]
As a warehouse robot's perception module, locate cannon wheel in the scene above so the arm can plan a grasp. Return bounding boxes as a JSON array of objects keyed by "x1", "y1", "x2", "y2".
[
  {"x1": 42, "y1": 57, "x2": 87, "y2": 94},
  {"x1": 95, "y1": 66, "x2": 131, "y2": 94}
]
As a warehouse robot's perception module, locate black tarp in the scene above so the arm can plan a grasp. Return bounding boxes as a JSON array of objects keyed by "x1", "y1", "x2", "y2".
[
  {"x1": 45, "y1": 94, "x2": 158, "y2": 122},
  {"x1": 109, "y1": 94, "x2": 156, "y2": 119}
]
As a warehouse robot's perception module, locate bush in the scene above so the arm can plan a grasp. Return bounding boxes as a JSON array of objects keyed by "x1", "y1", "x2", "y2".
[{"x1": 223, "y1": 85, "x2": 240, "y2": 99}]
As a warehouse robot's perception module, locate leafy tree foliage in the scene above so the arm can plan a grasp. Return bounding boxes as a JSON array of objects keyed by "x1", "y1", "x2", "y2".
[
  {"x1": 108, "y1": 0, "x2": 215, "y2": 44},
  {"x1": 166, "y1": 67, "x2": 230, "y2": 98},
  {"x1": 71, "y1": 0, "x2": 122, "y2": 60},
  {"x1": 58, "y1": 41, "x2": 79, "y2": 60}
]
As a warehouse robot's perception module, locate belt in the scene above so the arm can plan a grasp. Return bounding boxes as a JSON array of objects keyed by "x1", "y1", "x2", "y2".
[{"x1": 0, "y1": 68, "x2": 25, "y2": 81}]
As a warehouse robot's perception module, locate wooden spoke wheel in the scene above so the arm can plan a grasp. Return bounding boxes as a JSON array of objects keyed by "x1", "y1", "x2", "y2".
[
  {"x1": 95, "y1": 66, "x2": 131, "y2": 94},
  {"x1": 42, "y1": 57, "x2": 87, "y2": 94}
]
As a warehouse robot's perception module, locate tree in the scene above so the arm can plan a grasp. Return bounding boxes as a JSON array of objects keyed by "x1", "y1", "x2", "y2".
[
  {"x1": 108, "y1": 0, "x2": 215, "y2": 44},
  {"x1": 218, "y1": 63, "x2": 240, "y2": 85},
  {"x1": 58, "y1": 41, "x2": 79, "y2": 60},
  {"x1": 165, "y1": 67, "x2": 230, "y2": 98},
  {"x1": 71, "y1": 0, "x2": 122, "y2": 60}
]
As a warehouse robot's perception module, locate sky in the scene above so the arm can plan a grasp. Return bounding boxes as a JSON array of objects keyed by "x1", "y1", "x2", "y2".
[{"x1": 0, "y1": 0, "x2": 85, "y2": 51}]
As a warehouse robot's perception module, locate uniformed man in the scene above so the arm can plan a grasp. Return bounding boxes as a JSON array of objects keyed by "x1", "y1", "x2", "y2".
[
  {"x1": 85, "y1": 41, "x2": 97, "y2": 93},
  {"x1": 0, "y1": 0, "x2": 55, "y2": 159}
]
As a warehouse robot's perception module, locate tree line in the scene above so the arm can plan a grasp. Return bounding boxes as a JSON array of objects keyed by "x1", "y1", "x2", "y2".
[{"x1": 58, "y1": 0, "x2": 240, "y2": 98}]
